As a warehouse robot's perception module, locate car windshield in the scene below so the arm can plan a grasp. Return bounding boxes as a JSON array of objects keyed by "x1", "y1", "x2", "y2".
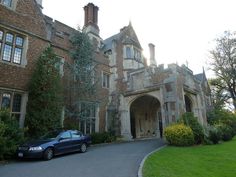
[{"x1": 40, "y1": 130, "x2": 61, "y2": 140}]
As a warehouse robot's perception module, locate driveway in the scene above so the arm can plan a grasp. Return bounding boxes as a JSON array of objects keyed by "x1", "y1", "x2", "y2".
[{"x1": 0, "y1": 138, "x2": 165, "y2": 177}]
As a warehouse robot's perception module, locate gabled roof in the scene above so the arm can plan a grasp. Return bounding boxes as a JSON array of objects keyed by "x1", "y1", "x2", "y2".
[
  {"x1": 103, "y1": 22, "x2": 142, "y2": 51},
  {"x1": 195, "y1": 73, "x2": 204, "y2": 81}
]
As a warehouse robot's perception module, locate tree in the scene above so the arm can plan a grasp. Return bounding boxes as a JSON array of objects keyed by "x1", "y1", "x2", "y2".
[
  {"x1": 210, "y1": 31, "x2": 236, "y2": 111},
  {"x1": 209, "y1": 78, "x2": 227, "y2": 110},
  {"x1": 26, "y1": 47, "x2": 63, "y2": 138},
  {"x1": 65, "y1": 31, "x2": 97, "y2": 120}
]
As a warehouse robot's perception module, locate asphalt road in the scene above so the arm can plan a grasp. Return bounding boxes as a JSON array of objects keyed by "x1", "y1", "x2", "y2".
[{"x1": 0, "y1": 138, "x2": 165, "y2": 177}]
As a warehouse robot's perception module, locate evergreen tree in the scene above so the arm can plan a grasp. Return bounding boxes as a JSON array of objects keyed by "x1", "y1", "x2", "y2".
[
  {"x1": 65, "y1": 31, "x2": 97, "y2": 119},
  {"x1": 26, "y1": 47, "x2": 63, "y2": 138}
]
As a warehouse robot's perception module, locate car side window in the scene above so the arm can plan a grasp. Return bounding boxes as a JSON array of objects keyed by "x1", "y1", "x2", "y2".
[
  {"x1": 60, "y1": 131, "x2": 71, "y2": 139},
  {"x1": 71, "y1": 131, "x2": 82, "y2": 138}
]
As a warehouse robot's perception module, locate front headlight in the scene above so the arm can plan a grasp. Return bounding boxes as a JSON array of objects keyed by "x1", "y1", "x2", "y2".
[{"x1": 29, "y1": 146, "x2": 43, "y2": 151}]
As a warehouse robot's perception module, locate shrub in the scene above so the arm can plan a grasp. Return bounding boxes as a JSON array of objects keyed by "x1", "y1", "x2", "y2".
[
  {"x1": 216, "y1": 123, "x2": 233, "y2": 141},
  {"x1": 207, "y1": 109, "x2": 236, "y2": 137},
  {"x1": 207, "y1": 125, "x2": 222, "y2": 144},
  {"x1": 180, "y1": 112, "x2": 204, "y2": 144},
  {"x1": 220, "y1": 116, "x2": 236, "y2": 136},
  {"x1": 0, "y1": 109, "x2": 25, "y2": 160},
  {"x1": 164, "y1": 123, "x2": 194, "y2": 146},
  {"x1": 91, "y1": 132, "x2": 116, "y2": 144}
]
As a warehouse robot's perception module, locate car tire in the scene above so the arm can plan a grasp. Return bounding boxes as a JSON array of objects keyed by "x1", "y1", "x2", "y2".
[
  {"x1": 43, "y1": 148, "x2": 54, "y2": 160},
  {"x1": 80, "y1": 143, "x2": 87, "y2": 153}
]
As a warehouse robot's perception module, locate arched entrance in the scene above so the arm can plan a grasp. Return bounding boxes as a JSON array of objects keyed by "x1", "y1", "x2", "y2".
[
  {"x1": 184, "y1": 95, "x2": 192, "y2": 112},
  {"x1": 130, "y1": 95, "x2": 161, "y2": 139}
]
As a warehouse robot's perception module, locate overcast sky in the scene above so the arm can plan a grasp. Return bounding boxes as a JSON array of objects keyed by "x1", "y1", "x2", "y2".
[{"x1": 43, "y1": 0, "x2": 236, "y2": 77}]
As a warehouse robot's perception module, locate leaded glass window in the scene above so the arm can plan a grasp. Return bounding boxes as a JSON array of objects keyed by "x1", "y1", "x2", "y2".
[
  {"x1": 3, "y1": 44, "x2": 12, "y2": 61},
  {"x1": 2, "y1": 0, "x2": 12, "y2": 7},
  {"x1": 1, "y1": 93, "x2": 11, "y2": 109},
  {"x1": 79, "y1": 102, "x2": 96, "y2": 134},
  {"x1": 12, "y1": 94, "x2": 22, "y2": 112},
  {"x1": 0, "y1": 29, "x2": 25, "y2": 65}
]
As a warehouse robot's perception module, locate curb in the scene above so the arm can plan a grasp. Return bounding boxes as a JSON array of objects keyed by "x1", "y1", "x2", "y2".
[{"x1": 137, "y1": 145, "x2": 167, "y2": 177}]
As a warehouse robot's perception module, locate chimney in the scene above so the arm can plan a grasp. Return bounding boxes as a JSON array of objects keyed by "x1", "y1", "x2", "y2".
[
  {"x1": 149, "y1": 43, "x2": 157, "y2": 66},
  {"x1": 83, "y1": 3, "x2": 99, "y2": 35}
]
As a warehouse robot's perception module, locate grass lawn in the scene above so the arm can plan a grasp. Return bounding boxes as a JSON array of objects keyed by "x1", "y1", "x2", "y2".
[{"x1": 143, "y1": 137, "x2": 236, "y2": 177}]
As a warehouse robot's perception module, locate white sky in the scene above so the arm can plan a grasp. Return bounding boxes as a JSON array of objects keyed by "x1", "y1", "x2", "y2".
[{"x1": 43, "y1": 0, "x2": 236, "y2": 77}]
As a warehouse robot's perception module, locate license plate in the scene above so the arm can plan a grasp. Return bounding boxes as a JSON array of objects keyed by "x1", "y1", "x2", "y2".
[{"x1": 18, "y1": 153, "x2": 23, "y2": 157}]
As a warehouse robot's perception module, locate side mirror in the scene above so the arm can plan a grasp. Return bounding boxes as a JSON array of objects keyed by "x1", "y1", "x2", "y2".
[{"x1": 58, "y1": 137, "x2": 64, "y2": 142}]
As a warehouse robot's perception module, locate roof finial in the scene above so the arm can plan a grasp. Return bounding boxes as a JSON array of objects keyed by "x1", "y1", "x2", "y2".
[{"x1": 129, "y1": 20, "x2": 132, "y2": 27}]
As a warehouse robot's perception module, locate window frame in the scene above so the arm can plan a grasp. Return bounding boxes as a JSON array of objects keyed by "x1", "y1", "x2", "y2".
[
  {"x1": 1, "y1": 0, "x2": 12, "y2": 8},
  {"x1": 0, "y1": 28, "x2": 26, "y2": 66},
  {"x1": 0, "y1": 0, "x2": 18, "y2": 10},
  {"x1": 126, "y1": 46, "x2": 132, "y2": 58},
  {"x1": 102, "y1": 71, "x2": 110, "y2": 89},
  {"x1": 55, "y1": 56, "x2": 65, "y2": 77},
  {"x1": 0, "y1": 90, "x2": 22, "y2": 121},
  {"x1": 79, "y1": 102, "x2": 97, "y2": 135}
]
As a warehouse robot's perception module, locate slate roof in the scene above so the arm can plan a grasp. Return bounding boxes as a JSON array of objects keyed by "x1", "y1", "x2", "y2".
[
  {"x1": 194, "y1": 73, "x2": 204, "y2": 82},
  {"x1": 103, "y1": 33, "x2": 121, "y2": 51}
]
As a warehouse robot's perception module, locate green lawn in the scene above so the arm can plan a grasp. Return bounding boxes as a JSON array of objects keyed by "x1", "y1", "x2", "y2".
[{"x1": 143, "y1": 138, "x2": 236, "y2": 177}]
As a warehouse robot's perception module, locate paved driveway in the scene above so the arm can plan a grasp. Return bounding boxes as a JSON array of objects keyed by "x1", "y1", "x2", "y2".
[{"x1": 0, "y1": 138, "x2": 165, "y2": 177}]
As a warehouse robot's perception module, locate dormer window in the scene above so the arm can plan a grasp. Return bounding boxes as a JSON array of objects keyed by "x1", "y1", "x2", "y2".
[
  {"x1": 134, "y1": 48, "x2": 141, "y2": 61},
  {"x1": 1, "y1": 0, "x2": 12, "y2": 7},
  {"x1": 126, "y1": 46, "x2": 131, "y2": 58}
]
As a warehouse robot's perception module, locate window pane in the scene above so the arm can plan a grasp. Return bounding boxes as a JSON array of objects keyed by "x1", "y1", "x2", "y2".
[
  {"x1": 106, "y1": 74, "x2": 110, "y2": 88},
  {"x1": 0, "y1": 42, "x2": 2, "y2": 50},
  {"x1": 91, "y1": 105, "x2": 95, "y2": 117},
  {"x1": 13, "y1": 48, "x2": 22, "y2": 64},
  {"x1": 6, "y1": 33, "x2": 13, "y2": 43},
  {"x1": 91, "y1": 119, "x2": 95, "y2": 133},
  {"x1": 86, "y1": 119, "x2": 91, "y2": 134},
  {"x1": 126, "y1": 47, "x2": 131, "y2": 58},
  {"x1": 0, "y1": 31, "x2": 3, "y2": 40},
  {"x1": 15, "y1": 36, "x2": 23, "y2": 46},
  {"x1": 12, "y1": 94, "x2": 21, "y2": 112},
  {"x1": 71, "y1": 131, "x2": 81, "y2": 138},
  {"x1": 103, "y1": 73, "x2": 109, "y2": 88},
  {"x1": 60, "y1": 131, "x2": 71, "y2": 139},
  {"x1": 3, "y1": 0, "x2": 12, "y2": 7},
  {"x1": 80, "y1": 120, "x2": 85, "y2": 134},
  {"x1": 1, "y1": 93, "x2": 11, "y2": 109},
  {"x1": 2, "y1": 44, "x2": 12, "y2": 61},
  {"x1": 102, "y1": 74, "x2": 106, "y2": 87}
]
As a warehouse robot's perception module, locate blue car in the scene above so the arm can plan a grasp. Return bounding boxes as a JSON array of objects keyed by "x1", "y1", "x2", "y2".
[{"x1": 17, "y1": 130, "x2": 92, "y2": 160}]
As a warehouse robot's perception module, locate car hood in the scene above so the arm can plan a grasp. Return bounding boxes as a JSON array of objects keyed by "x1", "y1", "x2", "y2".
[{"x1": 22, "y1": 139, "x2": 54, "y2": 147}]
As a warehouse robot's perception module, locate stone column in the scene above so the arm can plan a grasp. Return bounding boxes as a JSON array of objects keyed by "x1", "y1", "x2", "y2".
[
  {"x1": 19, "y1": 92, "x2": 28, "y2": 128},
  {"x1": 120, "y1": 109, "x2": 132, "y2": 140},
  {"x1": 95, "y1": 106, "x2": 100, "y2": 132}
]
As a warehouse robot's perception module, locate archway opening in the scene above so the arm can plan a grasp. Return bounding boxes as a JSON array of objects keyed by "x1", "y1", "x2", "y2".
[
  {"x1": 184, "y1": 95, "x2": 192, "y2": 112},
  {"x1": 130, "y1": 95, "x2": 161, "y2": 139}
]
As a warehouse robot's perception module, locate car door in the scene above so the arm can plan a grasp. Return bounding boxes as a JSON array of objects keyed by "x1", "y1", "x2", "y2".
[
  {"x1": 71, "y1": 130, "x2": 83, "y2": 151},
  {"x1": 54, "y1": 131, "x2": 73, "y2": 154}
]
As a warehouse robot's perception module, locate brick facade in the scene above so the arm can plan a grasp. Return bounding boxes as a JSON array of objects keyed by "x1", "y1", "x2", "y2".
[{"x1": 1, "y1": 1, "x2": 211, "y2": 139}]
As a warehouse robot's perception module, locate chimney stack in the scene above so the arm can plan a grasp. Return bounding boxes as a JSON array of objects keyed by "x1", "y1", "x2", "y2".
[
  {"x1": 149, "y1": 43, "x2": 157, "y2": 66},
  {"x1": 83, "y1": 3, "x2": 99, "y2": 35}
]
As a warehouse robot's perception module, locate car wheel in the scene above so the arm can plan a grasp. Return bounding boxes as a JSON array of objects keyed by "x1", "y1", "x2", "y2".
[
  {"x1": 43, "y1": 148, "x2": 54, "y2": 160},
  {"x1": 80, "y1": 143, "x2": 87, "y2": 153}
]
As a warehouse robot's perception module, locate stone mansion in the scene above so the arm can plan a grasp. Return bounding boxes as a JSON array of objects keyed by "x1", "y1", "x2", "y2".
[{"x1": 0, "y1": 0, "x2": 211, "y2": 139}]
